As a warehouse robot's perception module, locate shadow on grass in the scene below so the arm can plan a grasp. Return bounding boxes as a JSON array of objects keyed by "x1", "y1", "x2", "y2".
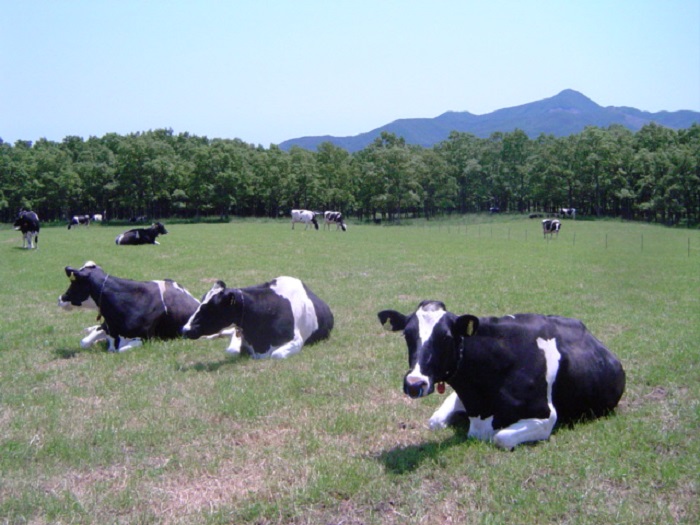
[
  {"x1": 378, "y1": 415, "x2": 474, "y2": 475},
  {"x1": 176, "y1": 355, "x2": 243, "y2": 372}
]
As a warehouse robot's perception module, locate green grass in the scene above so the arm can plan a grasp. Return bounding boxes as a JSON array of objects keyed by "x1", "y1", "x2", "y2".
[{"x1": 1, "y1": 216, "x2": 698, "y2": 524}]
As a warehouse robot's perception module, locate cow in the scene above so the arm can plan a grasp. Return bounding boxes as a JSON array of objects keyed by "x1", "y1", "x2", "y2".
[
  {"x1": 13, "y1": 210, "x2": 40, "y2": 249},
  {"x1": 67, "y1": 215, "x2": 91, "y2": 229},
  {"x1": 58, "y1": 261, "x2": 200, "y2": 352},
  {"x1": 115, "y1": 222, "x2": 168, "y2": 245},
  {"x1": 291, "y1": 209, "x2": 319, "y2": 230},
  {"x1": 378, "y1": 301, "x2": 625, "y2": 449},
  {"x1": 560, "y1": 208, "x2": 576, "y2": 219},
  {"x1": 182, "y1": 276, "x2": 334, "y2": 359},
  {"x1": 542, "y1": 219, "x2": 561, "y2": 239},
  {"x1": 323, "y1": 211, "x2": 347, "y2": 231}
]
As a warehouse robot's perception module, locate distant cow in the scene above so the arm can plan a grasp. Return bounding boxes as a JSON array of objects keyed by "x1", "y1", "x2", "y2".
[
  {"x1": 323, "y1": 211, "x2": 347, "y2": 231},
  {"x1": 115, "y1": 222, "x2": 168, "y2": 245},
  {"x1": 560, "y1": 208, "x2": 576, "y2": 219},
  {"x1": 182, "y1": 276, "x2": 334, "y2": 359},
  {"x1": 291, "y1": 209, "x2": 319, "y2": 230},
  {"x1": 542, "y1": 219, "x2": 561, "y2": 238},
  {"x1": 378, "y1": 301, "x2": 625, "y2": 449},
  {"x1": 92, "y1": 213, "x2": 104, "y2": 222},
  {"x1": 68, "y1": 215, "x2": 91, "y2": 229},
  {"x1": 58, "y1": 261, "x2": 200, "y2": 352},
  {"x1": 13, "y1": 210, "x2": 40, "y2": 249}
]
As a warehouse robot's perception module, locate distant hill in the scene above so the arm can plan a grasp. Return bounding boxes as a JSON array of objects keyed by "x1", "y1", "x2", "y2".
[{"x1": 279, "y1": 89, "x2": 700, "y2": 152}]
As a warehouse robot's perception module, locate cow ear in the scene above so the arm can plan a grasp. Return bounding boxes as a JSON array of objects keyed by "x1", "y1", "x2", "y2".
[
  {"x1": 378, "y1": 310, "x2": 407, "y2": 332},
  {"x1": 65, "y1": 267, "x2": 77, "y2": 281},
  {"x1": 455, "y1": 315, "x2": 479, "y2": 337}
]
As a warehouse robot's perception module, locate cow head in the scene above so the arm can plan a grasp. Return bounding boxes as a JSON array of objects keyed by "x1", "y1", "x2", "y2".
[
  {"x1": 182, "y1": 281, "x2": 237, "y2": 339},
  {"x1": 58, "y1": 261, "x2": 100, "y2": 310},
  {"x1": 153, "y1": 222, "x2": 168, "y2": 235},
  {"x1": 378, "y1": 301, "x2": 478, "y2": 399}
]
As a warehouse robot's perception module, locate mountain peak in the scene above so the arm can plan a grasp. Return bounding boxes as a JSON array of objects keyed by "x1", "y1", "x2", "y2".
[{"x1": 279, "y1": 90, "x2": 699, "y2": 152}]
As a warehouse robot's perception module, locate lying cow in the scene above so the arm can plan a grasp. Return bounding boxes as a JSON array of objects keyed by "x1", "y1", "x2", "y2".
[
  {"x1": 291, "y1": 209, "x2": 319, "y2": 230},
  {"x1": 182, "y1": 276, "x2": 334, "y2": 359},
  {"x1": 68, "y1": 215, "x2": 91, "y2": 229},
  {"x1": 542, "y1": 219, "x2": 561, "y2": 239},
  {"x1": 58, "y1": 261, "x2": 200, "y2": 352},
  {"x1": 378, "y1": 301, "x2": 625, "y2": 449},
  {"x1": 115, "y1": 222, "x2": 168, "y2": 245},
  {"x1": 14, "y1": 210, "x2": 40, "y2": 249},
  {"x1": 323, "y1": 211, "x2": 347, "y2": 231}
]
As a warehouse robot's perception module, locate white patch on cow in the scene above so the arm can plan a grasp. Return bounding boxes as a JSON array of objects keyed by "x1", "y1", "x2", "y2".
[
  {"x1": 153, "y1": 280, "x2": 169, "y2": 315},
  {"x1": 116, "y1": 337, "x2": 143, "y2": 352},
  {"x1": 265, "y1": 276, "x2": 319, "y2": 359},
  {"x1": 58, "y1": 295, "x2": 98, "y2": 310},
  {"x1": 490, "y1": 337, "x2": 561, "y2": 449},
  {"x1": 225, "y1": 328, "x2": 244, "y2": 355},
  {"x1": 429, "y1": 392, "x2": 466, "y2": 429},
  {"x1": 115, "y1": 234, "x2": 124, "y2": 244},
  {"x1": 416, "y1": 304, "x2": 446, "y2": 346},
  {"x1": 80, "y1": 325, "x2": 107, "y2": 348},
  {"x1": 469, "y1": 415, "x2": 497, "y2": 441}
]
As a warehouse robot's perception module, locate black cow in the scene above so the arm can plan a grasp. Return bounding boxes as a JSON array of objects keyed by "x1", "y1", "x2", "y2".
[
  {"x1": 13, "y1": 210, "x2": 40, "y2": 249},
  {"x1": 68, "y1": 215, "x2": 91, "y2": 229},
  {"x1": 323, "y1": 211, "x2": 347, "y2": 231},
  {"x1": 378, "y1": 301, "x2": 625, "y2": 449},
  {"x1": 182, "y1": 276, "x2": 334, "y2": 359},
  {"x1": 115, "y1": 222, "x2": 168, "y2": 245},
  {"x1": 542, "y1": 219, "x2": 561, "y2": 239},
  {"x1": 58, "y1": 261, "x2": 200, "y2": 352}
]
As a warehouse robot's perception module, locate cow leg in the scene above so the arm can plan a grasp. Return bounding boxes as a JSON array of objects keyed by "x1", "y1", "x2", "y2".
[
  {"x1": 116, "y1": 337, "x2": 143, "y2": 352},
  {"x1": 428, "y1": 392, "x2": 466, "y2": 430},
  {"x1": 492, "y1": 413, "x2": 558, "y2": 450},
  {"x1": 225, "y1": 329, "x2": 244, "y2": 355},
  {"x1": 269, "y1": 332, "x2": 304, "y2": 359},
  {"x1": 80, "y1": 325, "x2": 107, "y2": 348}
]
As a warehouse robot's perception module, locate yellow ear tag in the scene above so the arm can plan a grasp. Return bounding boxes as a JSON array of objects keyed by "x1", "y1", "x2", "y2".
[
  {"x1": 383, "y1": 319, "x2": 393, "y2": 330},
  {"x1": 465, "y1": 320, "x2": 475, "y2": 336},
  {"x1": 69, "y1": 273, "x2": 76, "y2": 282}
]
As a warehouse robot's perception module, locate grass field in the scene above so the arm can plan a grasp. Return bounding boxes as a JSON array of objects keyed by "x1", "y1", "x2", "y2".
[{"x1": 1, "y1": 216, "x2": 698, "y2": 524}]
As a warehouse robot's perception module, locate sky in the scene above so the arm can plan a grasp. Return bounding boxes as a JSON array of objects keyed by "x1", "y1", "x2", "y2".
[{"x1": 2, "y1": 0, "x2": 699, "y2": 147}]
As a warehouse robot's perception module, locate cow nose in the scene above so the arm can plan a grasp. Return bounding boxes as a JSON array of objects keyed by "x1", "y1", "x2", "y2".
[{"x1": 404, "y1": 376, "x2": 430, "y2": 399}]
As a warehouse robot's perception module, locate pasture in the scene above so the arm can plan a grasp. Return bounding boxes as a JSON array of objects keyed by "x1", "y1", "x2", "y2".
[{"x1": 1, "y1": 216, "x2": 698, "y2": 524}]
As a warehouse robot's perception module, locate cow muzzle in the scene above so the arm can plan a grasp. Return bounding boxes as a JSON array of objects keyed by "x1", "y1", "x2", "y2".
[{"x1": 403, "y1": 374, "x2": 432, "y2": 399}]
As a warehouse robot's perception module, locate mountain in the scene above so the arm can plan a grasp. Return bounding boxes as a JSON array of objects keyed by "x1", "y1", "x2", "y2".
[{"x1": 278, "y1": 89, "x2": 699, "y2": 152}]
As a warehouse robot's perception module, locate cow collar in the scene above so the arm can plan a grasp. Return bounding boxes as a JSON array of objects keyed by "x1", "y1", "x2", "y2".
[
  {"x1": 96, "y1": 274, "x2": 110, "y2": 318},
  {"x1": 440, "y1": 341, "x2": 465, "y2": 390}
]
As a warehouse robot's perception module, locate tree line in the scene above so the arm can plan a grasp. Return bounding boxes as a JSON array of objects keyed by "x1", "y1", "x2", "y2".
[{"x1": 1, "y1": 122, "x2": 698, "y2": 226}]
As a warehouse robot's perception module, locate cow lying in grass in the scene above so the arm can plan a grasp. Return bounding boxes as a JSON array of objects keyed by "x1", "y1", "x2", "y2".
[{"x1": 378, "y1": 301, "x2": 625, "y2": 449}]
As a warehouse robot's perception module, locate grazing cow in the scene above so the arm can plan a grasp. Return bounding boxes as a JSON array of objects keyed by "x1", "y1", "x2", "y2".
[
  {"x1": 115, "y1": 222, "x2": 168, "y2": 245},
  {"x1": 542, "y1": 219, "x2": 561, "y2": 239},
  {"x1": 13, "y1": 210, "x2": 40, "y2": 249},
  {"x1": 323, "y1": 211, "x2": 347, "y2": 231},
  {"x1": 182, "y1": 276, "x2": 334, "y2": 359},
  {"x1": 560, "y1": 208, "x2": 577, "y2": 219},
  {"x1": 291, "y1": 209, "x2": 319, "y2": 230},
  {"x1": 68, "y1": 215, "x2": 91, "y2": 229},
  {"x1": 58, "y1": 261, "x2": 200, "y2": 352},
  {"x1": 378, "y1": 301, "x2": 625, "y2": 449}
]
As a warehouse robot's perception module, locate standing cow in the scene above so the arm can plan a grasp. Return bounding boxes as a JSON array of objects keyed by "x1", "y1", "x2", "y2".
[
  {"x1": 115, "y1": 222, "x2": 168, "y2": 245},
  {"x1": 68, "y1": 215, "x2": 91, "y2": 229},
  {"x1": 182, "y1": 276, "x2": 334, "y2": 359},
  {"x1": 323, "y1": 211, "x2": 347, "y2": 231},
  {"x1": 542, "y1": 219, "x2": 561, "y2": 239},
  {"x1": 378, "y1": 301, "x2": 625, "y2": 449},
  {"x1": 291, "y1": 210, "x2": 319, "y2": 230},
  {"x1": 13, "y1": 210, "x2": 40, "y2": 249},
  {"x1": 58, "y1": 261, "x2": 200, "y2": 352}
]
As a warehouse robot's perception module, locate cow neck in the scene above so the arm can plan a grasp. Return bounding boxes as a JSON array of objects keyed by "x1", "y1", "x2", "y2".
[
  {"x1": 96, "y1": 274, "x2": 110, "y2": 311},
  {"x1": 235, "y1": 289, "x2": 244, "y2": 329},
  {"x1": 443, "y1": 341, "x2": 464, "y2": 385}
]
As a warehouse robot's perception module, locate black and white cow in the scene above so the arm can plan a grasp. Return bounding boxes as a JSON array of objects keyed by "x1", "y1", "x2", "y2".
[
  {"x1": 378, "y1": 301, "x2": 625, "y2": 449},
  {"x1": 13, "y1": 210, "x2": 40, "y2": 249},
  {"x1": 560, "y1": 208, "x2": 577, "y2": 219},
  {"x1": 291, "y1": 209, "x2": 319, "y2": 230},
  {"x1": 115, "y1": 222, "x2": 168, "y2": 245},
  {"x1": 182, "y1": 276, "x2": 334, "y2": 359},
  {"x1": 542, "y1": 219, "x2": 561, "y2": 239},
  {"x1": 58, "y1": 261, "x2": 200, "y2": 352},
  {"x1": 323, "y1": 211, "x2": 347, "y2": 231},
  {"x1": 68, "y1": 215, "x2": 91, "y2": 229}
]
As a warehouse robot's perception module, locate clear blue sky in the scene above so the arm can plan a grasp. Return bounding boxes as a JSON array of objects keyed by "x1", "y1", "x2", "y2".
[{"x1": 2, "y1": 0, "x2": 698, "y2": 146}]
